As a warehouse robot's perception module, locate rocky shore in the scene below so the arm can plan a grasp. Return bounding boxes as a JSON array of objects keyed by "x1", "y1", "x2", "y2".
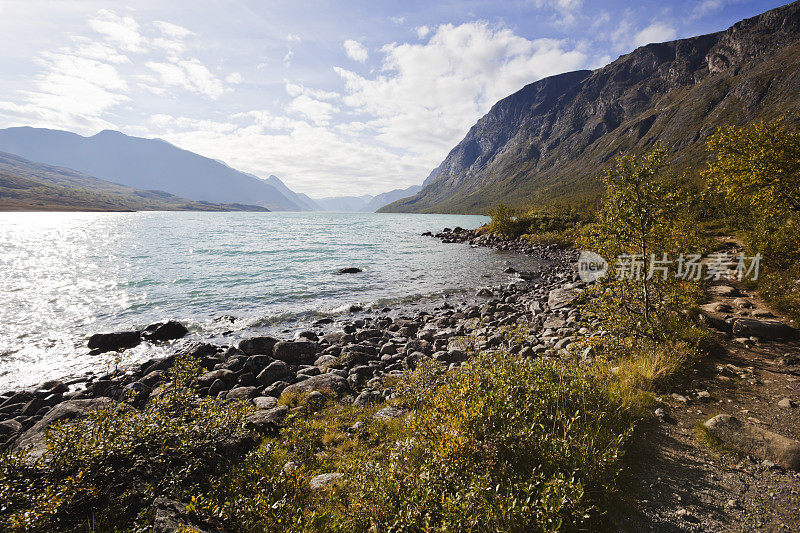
[{"x1": 0, "y1": 227, "x2": 590, "y2": 452}]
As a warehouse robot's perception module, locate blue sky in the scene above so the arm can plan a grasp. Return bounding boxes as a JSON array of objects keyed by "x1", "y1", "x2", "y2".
[{"x1": 0, "y1": 0, "x2": 790, "y2": 196}]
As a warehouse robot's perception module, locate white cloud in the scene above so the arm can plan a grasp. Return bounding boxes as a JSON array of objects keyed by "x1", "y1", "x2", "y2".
[
  {"x1": 153, "y1": 21, "x2": 194, "y2": 40},
  {"x1": 534, "y1": 0, "x2": 585, "y2": 26},
  {"x1": 88, "y1": 9, "x2": 144, "y2": 52},
  {"x1": 286, "y1": 33, "x2": 302, "y2": 42},
  {"x1": 416, "y1": 26, "x2": 430, "y2": 38},
  {"x1": 633, "y1": 22, "x2": 677, "y2": 47},
  {"x1": 285, "y1": 82, "x2": 339, "y2": 100},
  {"x1": 343, "y1": 39, "x2": 368, "y2": 62},
  {"x1": 226, "y1": 72, "x2": 243, "y2": 84},
  {"x1": 334, "y1": 22, "x2": 589, "y2": 162},
  {"x1": 287, "y1": 94, "x2": 338, "y2": 125},
  {"x1": 146, "y1": 58, "x2": 228, "y2": 99}
]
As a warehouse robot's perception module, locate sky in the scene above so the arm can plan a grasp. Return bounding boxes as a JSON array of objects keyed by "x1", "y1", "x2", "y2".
[{"x1": 0, "y1": 0, "x2": 790, "y2": 197}]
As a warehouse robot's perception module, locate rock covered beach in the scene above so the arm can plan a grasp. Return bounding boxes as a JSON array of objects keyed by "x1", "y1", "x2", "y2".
[{"x1": 0, "y1": 227, "x2": 595, "y2": 452}]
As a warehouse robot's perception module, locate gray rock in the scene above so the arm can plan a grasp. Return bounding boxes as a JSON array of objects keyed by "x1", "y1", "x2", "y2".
[
  {"x1": 239, "y1": 336, "x2": 279, "y2": 355},
  {"x1": 778, "y1": 398, "x2": 797, "y2": 409},
  {"x1": 731, "y1": 318, "x2": 797, "y2": 340},
  {"x1": 141, "y1": 321, "x2": 188, "y2": 342},
  {"x1": 256, "y1": 361, "x2": 291, "y2": 386},
  {"x1": 281, "y1": 373, "x2": 350, "y2": 397},
  {"x1": 273, "y1": 341, "x2": 318, "y2": 363},
  {"x1": 198, "y1": 369, "x2": 235, "y2": 387},
  {"x1": 547, "y1": 287, "x2": 579, "y2": 310},
  {"x1": 704, "y1": 414, "x2": 800, "y2": 470},
  {"x1": 151, "y1": 497, "x2": 219, "y2": 533},
  {"x1": 87, "y1": 331, "x2": 141, "y2": 353},
  {"x1": 354, "y1": 390, "x2": 382, "y2": 406},
  {"x1": 374, "y1": 406, "x2": 406, "y2": 420},
  {"x1": 309, "y1": 472, "x2": 344, "y2": 490},
  {"x1": 252, "y1": 396, "x2": 279, "y2": 410},
  {"x1": 244, "y1": 406, "x2": 288, "y2": 431},
  {"x1": 225, "y1": 386, "x2": 258, "y2": 401},
  {"x1": 14, "y1": 398, "x2": 114, "y2": 458}
]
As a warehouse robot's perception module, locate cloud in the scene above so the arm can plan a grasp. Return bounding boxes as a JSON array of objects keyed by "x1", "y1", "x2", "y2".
[
  {"x1": 533, "y1": 0, "x2": 585, "y2": 27},
  {"x1": 146, "y1": 58, "x2": 228, "y2": 99},
  {"x1": 691, "y1": 0, "x2": 746, "y2": 19},
  {"x1": 153, "y1": 21, "x2": 194, "y2": 40},
  {"x1": 284, "y1": 82, "x2": 339, "y2": 100},
  {"x1": 343, "y1": 39, "x2": 368, "y2": 62},
  {"x1": 633, "y1": 22, "x2": 677, "y2": 47},
  {"x1": 287, "y1": 94, "x2": 338, "y2": 125},
  {"x1": 416, "y1": 26, "x2": 430, "y2": 38},
  {"x1": 334, "y1": 22, "x2": 589, "y2": 161},
  {"x1": 226, "y1": 72, "x2": 243, "y2": 84},
  {"x1": 286, "y1": 33, "x2": 302, "y2": 42},
  {"x1": 88, "y1": 9, "x2": 144, "y2": 52}
]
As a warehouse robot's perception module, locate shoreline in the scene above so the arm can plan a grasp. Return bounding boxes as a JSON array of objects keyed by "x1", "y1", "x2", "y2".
[{"x1": 1, "y1": 228, "x2": 583, "y2": 450}]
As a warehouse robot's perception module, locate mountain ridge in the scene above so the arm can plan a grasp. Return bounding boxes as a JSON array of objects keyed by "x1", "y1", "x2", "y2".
[
  {"x1": 0, "y1": 127, "x2": 303, "y2": 211},
  {"x1": 380, "y1": 1, "x2": 800, "y2": 214},
  {"x1": 0, "y1": 150, "x2": 269, "y2": 212}
]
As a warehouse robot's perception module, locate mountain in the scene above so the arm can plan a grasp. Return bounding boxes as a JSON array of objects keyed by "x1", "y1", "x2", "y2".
[
  {"x1": 264, "y1": 175, "x2": 323, "y2": 211},
  {"x1": 0, "y1": 127, "x2": 303, "y2": 211},
  {"x1": 0, "y1": 150, "x2": 268, "y2": 212},
  {"x1": 313, "y1": 195, "x2": 374, "y2": 212},
  {"x1": 381, "y1": 1, "x2": 800, "y2": 214},
  {"x1": 360, "y1": 185, "x2": 422, "y2": 212}
]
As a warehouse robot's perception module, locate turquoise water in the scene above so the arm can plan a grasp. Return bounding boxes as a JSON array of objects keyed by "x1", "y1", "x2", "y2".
[{"x1": 0, "y1": 211, "x2": 542, "y2": 389}]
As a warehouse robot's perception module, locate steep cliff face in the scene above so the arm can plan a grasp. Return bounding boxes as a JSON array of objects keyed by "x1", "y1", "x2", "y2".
[{"x1": 382, "y1": 1, "x2": 800, "y2": 214}]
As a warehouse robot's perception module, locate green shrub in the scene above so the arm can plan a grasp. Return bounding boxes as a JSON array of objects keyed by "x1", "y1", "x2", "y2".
[{"x1": 0, "y1": 356, "x2": 254, "y2": 532}]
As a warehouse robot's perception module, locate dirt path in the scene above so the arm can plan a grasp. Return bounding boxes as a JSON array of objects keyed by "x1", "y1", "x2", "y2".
[{"x1": 616, "y1": 246, "x2": 800, "y2": 532}]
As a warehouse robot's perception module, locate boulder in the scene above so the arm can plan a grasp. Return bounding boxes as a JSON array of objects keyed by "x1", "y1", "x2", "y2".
[
  {"x1": 198, "y1": 369, "x2": 236, "y2": 387},
  {"x1": 337, "y1": 267, "x2": 363, "y2": 274},
  {"x1": 225, "y1": 387, "x2": 258, "y2": 401},
  {"x1": 239, "y1": 336, "x2": 279, "y2": 355},
  {"x1": 704, "y1": 414, "x2": 800, "y2": 470},
  {"x1": 282, "y1": 373, "x2": 350, "y2": 397},
  {"x1": 309, "y1": 472, "x2": 344, "y2": 490},
  {"x1": 141, "y1": 321, "x2": 189, "y2": 342},
  {"x1": 14, "y1": 398, "x2": 113, "y2": 458},
  {"x1": 273, "y1": 341, "x2": 318, "y2": 363},
  {"x1": 731, "y1": 318, "x2": 797, "y2": 340},
  {"x1": 87, "y1": 331, "x2": 141, "y2": 353},
  {"x1": 244, "y1": 405, "x2": 288, "y2": 432},
  {"x1": 151, "y1": 497, "x2": 221, "y2": 533},
  {"x1": 547, "y1": 287, "x2": 579, "y2": 310},
  {"x1": 374, "y1": 406, "x2": 406, "y2": 420},
  {"x1": 257, "y1": 361, "x2": 292, "y2": 386},
  {"x1": 252, "y1": 396, "x2": 278, "y2": 410}
]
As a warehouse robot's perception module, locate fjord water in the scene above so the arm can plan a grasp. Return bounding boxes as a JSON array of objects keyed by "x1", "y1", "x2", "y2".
[{"x1": 0, "y1": 211, "x2": 545, "y2": 390}]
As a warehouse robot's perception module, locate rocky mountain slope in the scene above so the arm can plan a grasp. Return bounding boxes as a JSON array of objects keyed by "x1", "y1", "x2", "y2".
[
  {"x1": 382, "y1": 1, "x2": 800, "y2": 214},
  {"x1": 0, "y1": 128, "x2": 303, "y2": 211},
  {"x1": 0, "y1": 150, "x2": 269, "y2": 211},
  {"x1": 361, "y1": 185, "x2": 422, "y2": 212}
]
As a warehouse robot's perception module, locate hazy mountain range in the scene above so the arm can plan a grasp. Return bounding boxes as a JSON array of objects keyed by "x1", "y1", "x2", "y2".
[
  {"x1": 0, "y1": 127, "x2": 420, "y2": 212},
  {"x1": 381, "y1": 1, "x2": 800, "y2": 213},
  {"x1": 0, "y1": 150, "x2": 268, "y2": 212}
]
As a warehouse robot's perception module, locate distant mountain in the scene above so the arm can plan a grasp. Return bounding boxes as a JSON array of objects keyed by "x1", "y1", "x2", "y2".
[
  {"x1": 264, "y1": 175, "x2": 322, "y2": 211},
  {"x1": 313, "y1": 195, "x2": 374, "y2": 212},
  {"x1": 0, "y1": 127, "x2": 303, "y2": 211},
  {"x1": 0, "y1": 150, "x2": 268, "y2": 212},
  {"x1": 381, "y1": 1, "x2": 800, "y2": 214},
  {"x1": 360, "y1": 185, "x2": 422, "y2": 212}
]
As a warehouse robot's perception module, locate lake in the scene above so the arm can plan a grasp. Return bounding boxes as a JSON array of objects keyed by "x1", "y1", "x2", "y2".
[{"x1": 0, "y1": 211, "x2": 545, "y2": 389}]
